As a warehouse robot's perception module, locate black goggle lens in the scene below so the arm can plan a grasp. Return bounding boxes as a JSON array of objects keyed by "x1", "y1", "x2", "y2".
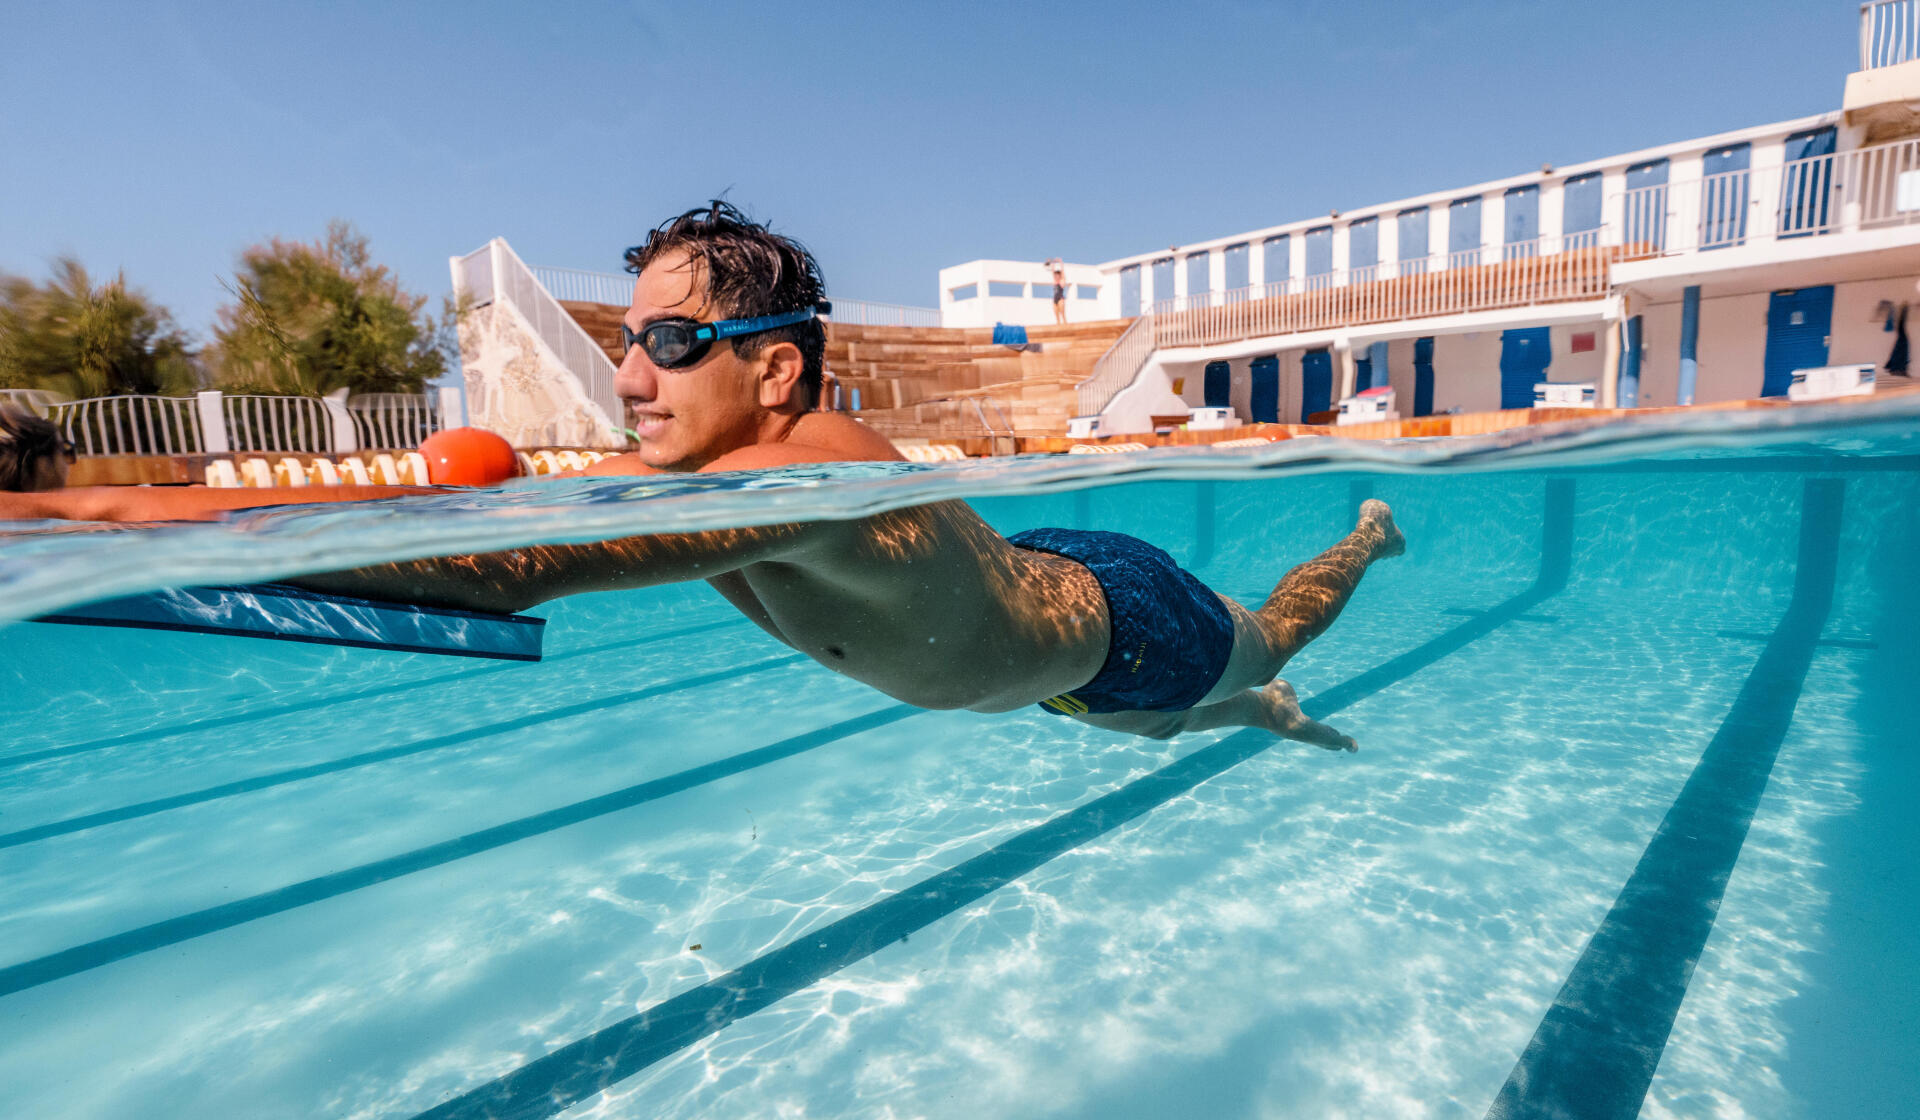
[{"x1": 620, "y1": 321, "x2": 709, "y2": 369}]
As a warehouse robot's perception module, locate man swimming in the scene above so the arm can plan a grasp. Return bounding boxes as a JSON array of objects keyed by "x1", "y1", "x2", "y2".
[{"x1": 1, "y1": 203, "x2": 1403, "y2": 747}]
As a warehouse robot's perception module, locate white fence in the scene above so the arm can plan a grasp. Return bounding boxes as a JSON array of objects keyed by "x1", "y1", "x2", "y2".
[
  {"x1": 825, "y1": 299, "x2": 942, "y2": 327},
  {"x1": 37, "y1": 390, "x2": 443, "y2": 457},
  {"x1": 454, "y1": 239, "x2": 622, "y2": 426},
  {"x1": 1863, "y1": 1, "x2": 1920, "y2": 69},
  {"x1": 0, "y1": 388, "x2": 66, "y2": 418}
]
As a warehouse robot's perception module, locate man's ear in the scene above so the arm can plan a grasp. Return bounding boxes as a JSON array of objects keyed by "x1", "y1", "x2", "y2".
[{"x1": 755, "y1": 340, "x2": 808, "y2": 409}]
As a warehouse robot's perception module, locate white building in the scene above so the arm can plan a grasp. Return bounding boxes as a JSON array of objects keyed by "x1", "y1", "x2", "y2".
[{"x1": 951, "y1": 3, "x2": 1920, "y2": 433}]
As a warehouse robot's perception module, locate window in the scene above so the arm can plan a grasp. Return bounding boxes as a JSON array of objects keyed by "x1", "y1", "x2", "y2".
[
  {"x1": 1397, "y1": 207, "x2": 1429, "y2": 263},
  {"x1": 1347, "y1": 217, "x2": 1377, "y2": 272},
  {"x1": 987, "y1": 281, "x2": 1024, "y2": 298},
  {"x1": 1223, "y1": 242, "x2": 1249, "y2": 291},
  {"x1": 1150, "y1": 257, "x2": 1175, "y2": 306},
  {"x1": 1447, "y1": 196, "x2": 1482, "y2": 260},
  {"x1": 1030, "y1": 283, "x2": 1054, "y2": 298},
  {"x1": 1562, "y1": 173, "x2": 1602, "y2": 249},
  {"x1": 1076, "y1": 284, "x2": 1099, "y2": 300},
  {"x1": 950, "y1": 283, "x2": 977, "y2": 301},
  {"x1": 1120, "y1": 264, "x2": 1141, "y2": 317},
  {"x1": 1304, "y1": 226, "x2": 1333, "y2": 287}
]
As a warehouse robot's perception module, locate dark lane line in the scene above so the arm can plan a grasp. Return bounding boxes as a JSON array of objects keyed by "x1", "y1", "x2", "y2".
[
  {"x1": 409, "y1": 480, "x2": 1576, "y2": 1120},
  {"x1": 0, "y1": 705, "x2": 919, "y2": 999},
  {"x1": 1485, "y1": 477, "x2": 1843, "y2": 1120},
  {"x1": 0, "y1": 618, "x2": 750, "y2": 772},
  {"x1": 0, "y1": 655, "x2": 806, "y2": 850}
]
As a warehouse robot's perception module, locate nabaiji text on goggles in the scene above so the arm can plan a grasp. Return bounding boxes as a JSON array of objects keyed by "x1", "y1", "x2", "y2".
[{"x1": 620, "y1": 301, "x2": 832, "y2": 369}]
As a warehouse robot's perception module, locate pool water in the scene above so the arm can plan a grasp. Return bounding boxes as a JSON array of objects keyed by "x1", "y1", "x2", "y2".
[{"x1": 2, "y1": 405, "x2": 1916, "y2": 1119}]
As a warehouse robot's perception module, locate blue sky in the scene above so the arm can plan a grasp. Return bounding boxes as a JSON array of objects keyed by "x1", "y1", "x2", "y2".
[{"x1": 1, "y1": 1, "x2": 1854, "y2": 340}]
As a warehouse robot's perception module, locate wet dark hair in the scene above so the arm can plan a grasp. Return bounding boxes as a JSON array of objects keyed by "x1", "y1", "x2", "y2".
[
  {"x1": 623, "y1": 201, "x2": 828, "y2": 408},
  {"x1": 0, "y1": 407, "x2": 64, "y2": 492}
]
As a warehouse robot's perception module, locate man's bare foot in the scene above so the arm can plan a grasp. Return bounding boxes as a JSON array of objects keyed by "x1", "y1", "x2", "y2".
[
  {"x1": 1261, "y1": 679, "x2": 1358, "y2": 752},
  {"x1": 1359, "y1": 498, "x2": 1405, "y2": 560}
]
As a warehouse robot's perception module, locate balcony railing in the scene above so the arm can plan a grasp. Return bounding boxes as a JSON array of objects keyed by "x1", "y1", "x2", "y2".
[
  {"x1": 41, "y1": 390, "x2": 444, "y2": 457},
  {"x1": 1862, "y1": 1, "x2": 1920, "y2": 69},
  {"x1": 526, "y1": 262, "x2": 940, "y2": 327},
  {"x1": 1149, "y1": 237, "x2": 1623, "y2": 351}
]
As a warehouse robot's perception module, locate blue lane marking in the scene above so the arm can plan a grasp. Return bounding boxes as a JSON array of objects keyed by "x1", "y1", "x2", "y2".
[
  {"x1": 0, "y1": 617, "x2": 750, "y2": 773},
  {"x1": 408, "y1": 481, "x2": 1576, "y2": 1120},
  {"x1": 1485, "y1": 477, "x2": 1843, "y2": 1120},
  {"x1": 0, "y1": 654, "x2": 807, "y2": 851},
  {"x1": 0, "y1": 705, "x2": 919, "y2": 999}
]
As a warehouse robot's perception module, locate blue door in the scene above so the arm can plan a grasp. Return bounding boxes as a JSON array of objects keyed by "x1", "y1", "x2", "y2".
[
  {"x1": 1700, "y1": 142, "x2": 1751, "y2": 249},
  {"x1": 1249, "y1": 355, "x2": 1279, "y2": 422},
  {"x1": 1780, "y1": 126, "x2": 1838, "y2": 238},
  {"x1": 1304, "y1": 226, "x2": 1334, "y2": 288},
  {"x1": 1301, "y1": 348, "x2": 1333, "y2": 419},
  {"x1": 1223, "y1": 242, "x2": 1249, "y2": 301},
  {"x1": 1499, "y1": 327, "x2": 1551, "y2": 409},
  {"x1": 1625, "y1": 159, "x2": 1668, "y2": 251},
  {"x1": 1120, "y1": 265, "x2": 1141, "y2": 317},
  {"x1": 1150, "y1": 257, "x2": 1174, "y2": 308},
  {"x1": 1203, "y1": 360, "x2": 1232, "y2": 408},
  {"x1": 1447, "y1": 196, "x2": 1481, "y2": 261},
  {"x1": 1413, "y1": 336, "x2": 1436, "y2": 416},
  {"x1": 1503, "y1": 185, "x2": 1540, "y2": 258},
  {"x1": 1263, "y1": 235, "x2": 1290, "y2": 291},
  {"x1": 1348, "y1": 217, "x2": 1378, "y2": 276},
  {"x1": 1562, "y1": 172, "x2": 1602, "y2": 249},
  {"x1": 1762, "y1": 286, "x2": 1834, "y2": 397},
  {"x1": 1398, "y1": 207, "x2": 1429, "y2": 273}
]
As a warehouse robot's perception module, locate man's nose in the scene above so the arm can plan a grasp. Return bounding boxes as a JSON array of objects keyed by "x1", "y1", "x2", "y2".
[{"x1": 614, "y1": 343, "x2": 655, "y2": 402}]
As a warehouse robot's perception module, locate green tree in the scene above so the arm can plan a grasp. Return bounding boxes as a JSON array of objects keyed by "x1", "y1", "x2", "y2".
[
  {"x1": 209, "y1": 220, "x2": 447, "y2": 396},
  {"x1": 0, "y1": 259, "x2": 198, "y2": 398}
]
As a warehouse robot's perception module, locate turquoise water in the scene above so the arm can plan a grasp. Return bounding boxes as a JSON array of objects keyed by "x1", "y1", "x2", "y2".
[{"x1": 1, "y1": 403, "x2": 1916, "y2": 1119}]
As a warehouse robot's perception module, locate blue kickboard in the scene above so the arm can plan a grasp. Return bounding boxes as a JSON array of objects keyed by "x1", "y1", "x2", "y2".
[{"x1": 33, "y1": 583, "x2": 545, "y2": 661}]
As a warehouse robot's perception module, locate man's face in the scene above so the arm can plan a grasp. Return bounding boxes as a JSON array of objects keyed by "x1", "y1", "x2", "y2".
[{"x1": 615, "y1": 248, "x2": 767, "y2": 471}]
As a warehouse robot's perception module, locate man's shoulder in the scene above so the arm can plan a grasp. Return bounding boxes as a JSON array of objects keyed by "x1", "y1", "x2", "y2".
[{"x1": 788, "y1": 412, "x2": 906, "y2": 462}]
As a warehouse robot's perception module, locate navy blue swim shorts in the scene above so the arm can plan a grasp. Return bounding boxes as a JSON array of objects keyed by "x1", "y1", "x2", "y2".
[{"x1": 1007, "y1": 528, "x2": 1236, "y2": 715}]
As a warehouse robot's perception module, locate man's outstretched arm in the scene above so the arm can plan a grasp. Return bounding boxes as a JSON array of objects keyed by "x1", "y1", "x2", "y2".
[
  {"x1": 291, "y1": 521, "x2": 819, "y2": 614},
  {"x1": 0, "y1": 484, "x2": 435, "y2": 523}
]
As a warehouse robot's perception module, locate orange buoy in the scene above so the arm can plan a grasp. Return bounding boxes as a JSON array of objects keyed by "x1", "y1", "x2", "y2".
[{"x1": 418, "y1": 427, "x2": 519, "y2": 486}]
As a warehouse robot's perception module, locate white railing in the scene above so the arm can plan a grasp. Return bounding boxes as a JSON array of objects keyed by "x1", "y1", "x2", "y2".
[
  {"x1": 348, "y1": 392, "x2": 441, "y2": 450},
  {"x1": 1149, "y1": 236, "x2": 1618, "y2": 350},
  {"x1": 825, "y1": 298, "x2": 942, "y2": 327},
  {"x1": 530, "y1": 265, "x2": 634, "y2": 306},
  {"x1": 1863, "y1": 1, "x2": 1920, "y2": 69},
  {"x1": 1612, "y1": 138, "x2": 1920, "y2": 254},
  {"x1": 454, "y1": 239, "x2": 622, "y2": 426},
  {"x1": 1075, "y1": 314, "x2": 1157, "y2": 416},
  {"x1": 50, "y1": 395, "x2": 205, "y2": 456},
  {"x1": 0, "y1": 388, "x2": 67, "y2": 418},
  {"x1": 222, "y1": 394, "x2": 336, "y2": 454}
]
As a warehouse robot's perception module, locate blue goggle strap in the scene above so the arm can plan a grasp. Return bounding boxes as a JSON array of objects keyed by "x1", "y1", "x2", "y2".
[{"x1": 701, "y1": 301, "x2": 833, "y2": 341}]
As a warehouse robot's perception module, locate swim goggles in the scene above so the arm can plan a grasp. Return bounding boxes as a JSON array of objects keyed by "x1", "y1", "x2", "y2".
[{"x1": 620, "y1": 301, "x2": 832, "y2": 369}]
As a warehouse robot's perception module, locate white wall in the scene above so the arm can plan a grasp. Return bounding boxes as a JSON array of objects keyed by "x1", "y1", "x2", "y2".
[
  {"x1": 1635, "y1": 274, "x2": 1920, "y2": 405},
  {"x1": 938, "y1": 259, "x2": 1110, "y2": 328}
]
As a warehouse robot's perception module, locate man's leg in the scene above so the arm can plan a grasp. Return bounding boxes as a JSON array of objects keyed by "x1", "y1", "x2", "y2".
[
  {"x1": 1207, "y1": 498, "x2": 1404, "y2": 700},
  {"x1": 1071, "y1": 680, "x2": 1357, "y2": 749}
]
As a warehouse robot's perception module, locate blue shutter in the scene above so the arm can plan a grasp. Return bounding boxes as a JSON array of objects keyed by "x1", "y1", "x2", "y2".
[
  {"x1": 1223, "y1": 242, "x2": 1249, "y2": 301},
  {"x1": 1503, "y1": 185, "x2": 1540, "y2": 259},
  {"x1": 1762, "y1": 286, "x2": 1834, "y2": 396},
  {"x1": 1780, "y1": 127, "x2": 1838, "y2": 238},
  {"x1": 1348, "y1": 217, "x2": 1378, "y2": 274},
  {"x1": 1398, "y1": 207, "x2": 1429, "y2": 273},
  {"x1": 1263, "y1": 235, "x2": 1290, "y2": 290},
  {"x1": 1203, "y1": 361, "x2": 1232, "y2": 408},
  {"x1": 1304, "y1": 226, "x2": 1334, "y2": 288},
  {"x1": 1700, "y1": 143, "x2": 1751, "y2": 249},
  {"x1": 1562, "y1": 173, "x2": 1602, "y2": 248},
  {"x1": 1249, "y1": 355, "x2": 1279, "y2": 422},
  {"x1": 1447, "y1": 197, "x2": 1482, "y2": 261},
  {"x1": 1499, "y1": 327, "x2": 1552, "y2": 409},
  {"x1": 1119, "y1": 265, "x2": 1141, "y2": 317},
  {"x1": 1150, "y1": 257, "x2": 1174, "y2": 309},
  {"x1": 1412, "y1": 336, "x2": 1435, "y2": 416},
  {"x1": 1301, "y1": 348, "x2": 1333, "y2": 419},
  {"x1": 1186, "y1": 252, "x2": 1210, "y2": 307},
  {"x1": 1625, "y1": 159, "x2": 1669, "y2": 251}
]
